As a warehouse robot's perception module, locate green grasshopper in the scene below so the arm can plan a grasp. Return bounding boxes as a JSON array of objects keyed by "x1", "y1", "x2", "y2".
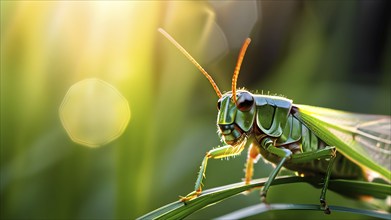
[{"x1": 158, "y1": 28, "x2": 391, "y2": 214}]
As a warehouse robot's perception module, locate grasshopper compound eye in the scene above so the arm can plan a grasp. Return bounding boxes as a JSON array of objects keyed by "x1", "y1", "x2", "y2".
[{"x1": 236, "y1": 91, "x2": 254, "y2": 112}]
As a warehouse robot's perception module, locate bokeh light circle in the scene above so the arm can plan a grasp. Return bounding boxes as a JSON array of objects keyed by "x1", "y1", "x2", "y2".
[{"x1": 59, "y1": 78, "x2": 130, "y2": 147}]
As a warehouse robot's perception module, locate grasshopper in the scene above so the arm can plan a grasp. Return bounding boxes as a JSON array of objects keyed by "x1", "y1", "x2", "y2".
[{"x1": 159, "y1": 28, "x2": 391, "y2": 214}]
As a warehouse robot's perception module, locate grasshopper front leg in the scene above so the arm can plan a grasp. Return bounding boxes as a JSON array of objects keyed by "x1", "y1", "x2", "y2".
[{"x1": 180, "y1": 143, "x2": 246, "y2": 202}]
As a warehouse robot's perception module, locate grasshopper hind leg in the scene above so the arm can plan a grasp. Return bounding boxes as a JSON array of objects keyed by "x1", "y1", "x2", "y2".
[
  {"x1": 260, "y1": 137, "x2": 337, "y2": 214},
  {"x1": 291, "y1": 146, "x2": 337, "y2": 214},
  {"x1": 319, "y1": 147, "x2": 337, "y2": 214}
]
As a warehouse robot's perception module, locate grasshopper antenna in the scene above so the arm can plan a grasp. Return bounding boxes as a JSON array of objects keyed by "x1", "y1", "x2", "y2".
[
  {"x1": 158, "y1": 28, "x2": 222, "y2": 98},
  {"x1": 231, "y1": 38, "x2": 251, "y2": 103}
]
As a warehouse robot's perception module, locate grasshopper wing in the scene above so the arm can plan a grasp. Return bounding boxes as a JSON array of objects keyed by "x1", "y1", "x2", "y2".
[{"x1": 293, "y1": 104, "x2": 391, "y2": 182}]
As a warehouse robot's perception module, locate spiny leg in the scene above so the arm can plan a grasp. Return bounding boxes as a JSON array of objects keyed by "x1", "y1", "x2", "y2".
[
  {"x1": 260, "y1": 137, "x2": 337, "y2": 213},
  {"x1": 319, "y1": 147, "x2": 336, "y2": 214},
  {"x1": 260, "y1": 138, "x2": 292, "y2": 203},
  {"x1": 180, "y1": 142, "x2": 246, "y2": 202},
  {"x1": 291, "y1": 146, "x2": 336, "y2": 214}
]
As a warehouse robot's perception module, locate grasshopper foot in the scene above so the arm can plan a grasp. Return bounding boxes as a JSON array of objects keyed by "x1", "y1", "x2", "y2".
[
  {"x1": 179, "y1": 190, "x2": 201, "y2": 204},
  {"x1": 259, "y1": 191, "x2": 271, "y2": 210},
  {"x1": 260, "y1": 191, "x2": 268, "y2": 204},
  {"x1": 320, "y1": 198, "x2": 331, "y2": 214},
  {"x1": 242, "y1": 180, "x2": 253, "y2": 195}
]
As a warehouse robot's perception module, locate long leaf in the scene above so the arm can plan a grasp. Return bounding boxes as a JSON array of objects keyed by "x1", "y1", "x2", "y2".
[
  {"x1": 137, "y1": 176, "x2": 391, "y2": 219},
  {"x1": 216, "y1": 203, "x2": 391, "y2": 220}
]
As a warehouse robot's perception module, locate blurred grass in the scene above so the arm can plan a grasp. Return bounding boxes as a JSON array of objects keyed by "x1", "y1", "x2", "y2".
[{"x1": 1, "y1": 1, "x2": 390, "y2": 219}]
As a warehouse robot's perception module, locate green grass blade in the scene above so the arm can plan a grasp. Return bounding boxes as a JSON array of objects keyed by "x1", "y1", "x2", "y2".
[
  {"x1": 328, "y1": 179, "x2": 391, "y2": 199},
  {"x1": 215, "y1": 203, "x2": 391, "y2": 220},
  {"x1": 137, "y1": 176, "x2": 391, "y2": 220},
  {"x1": 137, "y1": 176, "x2": 299, "y2": 220}
]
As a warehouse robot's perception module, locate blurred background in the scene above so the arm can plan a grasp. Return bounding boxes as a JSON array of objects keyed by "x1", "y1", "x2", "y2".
[{"x1": 1, "y1": 1, "x2": 390, "y2": 219}]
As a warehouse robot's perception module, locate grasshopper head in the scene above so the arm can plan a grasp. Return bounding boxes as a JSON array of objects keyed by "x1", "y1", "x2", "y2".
[{"x1": 217, "y1": 90, "x2": 255, "y2": 146}]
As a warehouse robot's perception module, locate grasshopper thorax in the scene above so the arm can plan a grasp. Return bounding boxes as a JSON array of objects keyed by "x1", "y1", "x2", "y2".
[{"x1": 217, "y1": 90, "x2": 256, "y2": 146}]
